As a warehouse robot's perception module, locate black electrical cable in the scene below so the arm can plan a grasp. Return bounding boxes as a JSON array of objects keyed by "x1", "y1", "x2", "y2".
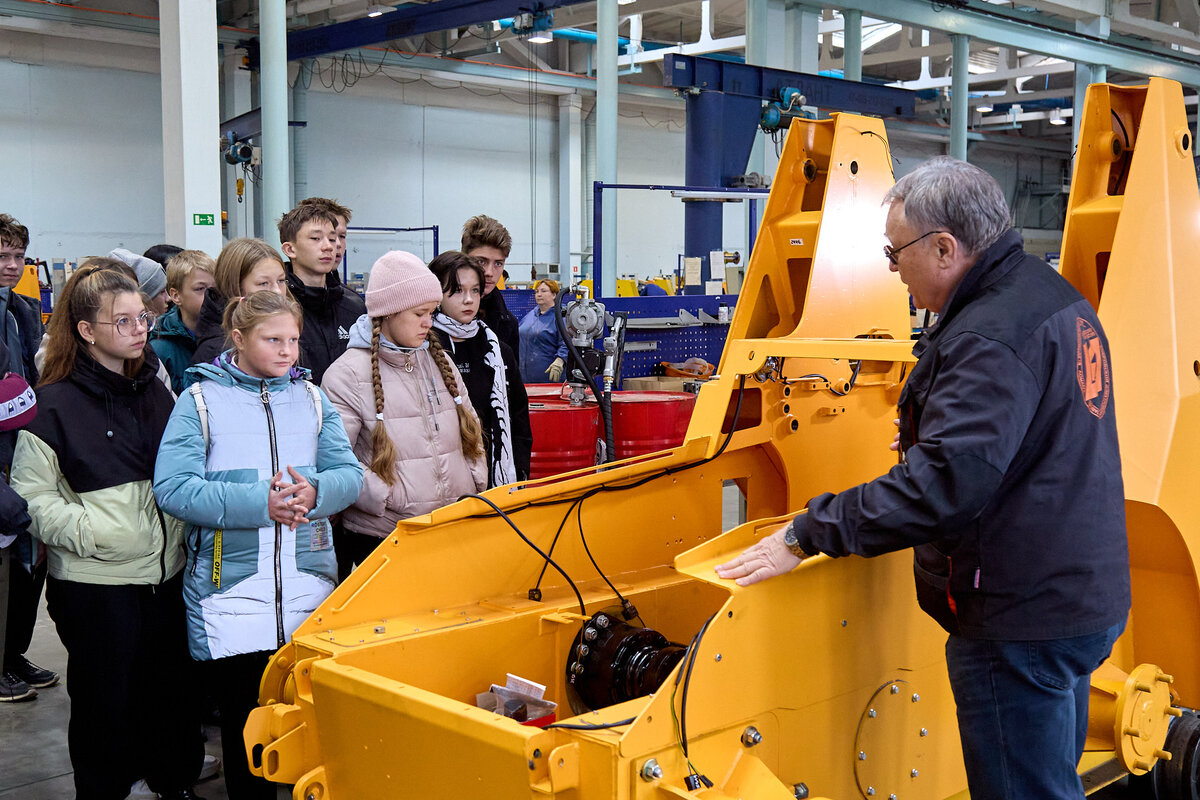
[
  {"x1": 553, "y1": 285, "x2": 615, "y2": 463},
  {"x1": 461, "y1": 493, "x2": 586, "y2": 616},
  {"x1": 677, "y1": 613, "x2": 716, "y2": 759},
  {"x1": 574, "y1": 496, "x2": 643, "y2": 625},
  {"x1": 529, "y1": 495, "x2": 584, "y2": 599},
  {"x1": 527, "y1": 376, "x2": 747, "y2": 610},
  {"x1": 545, "y1": 716, "x2": 636, "y2": 730}
]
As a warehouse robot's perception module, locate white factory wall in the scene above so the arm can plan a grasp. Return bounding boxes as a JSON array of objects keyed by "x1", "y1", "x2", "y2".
[
  {"x1": 0, "y1": 60, "x2": 165, "y2": 263},
  {"x1": 0, "y1": 49, "x2": 1066, "y2": 279}
]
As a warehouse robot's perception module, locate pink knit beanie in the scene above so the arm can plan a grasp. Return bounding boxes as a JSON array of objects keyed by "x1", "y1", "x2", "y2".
[{"x1": 365, "y1": 250, "x2": 442, "y2": 317}]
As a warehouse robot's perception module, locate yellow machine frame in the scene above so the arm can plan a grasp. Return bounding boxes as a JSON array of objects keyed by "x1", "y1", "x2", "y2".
[{"x1": 245, "y1": 80, "x2": 1194, "y2": 799}]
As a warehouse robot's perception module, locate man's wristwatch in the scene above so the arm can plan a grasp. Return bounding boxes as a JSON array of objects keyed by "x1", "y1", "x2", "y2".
[{"x1": 782, "y1": 521, "x2": 812, "y2": 559}]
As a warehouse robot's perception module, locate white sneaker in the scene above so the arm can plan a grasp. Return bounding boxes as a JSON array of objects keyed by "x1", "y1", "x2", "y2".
[
  {"x1": 125, "y1": 755, "x2": 220, "y2": 800},
  {"x1": 125, "y1": 780, "x2": 155, "y2": 800},
  {"x1": 199, "y1": 753, "x2": 221, "y2": 781}
]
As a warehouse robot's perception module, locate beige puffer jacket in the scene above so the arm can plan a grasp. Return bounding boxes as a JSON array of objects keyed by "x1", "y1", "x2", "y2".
[{"x1": 322, "y1": 344, "x2": 487, "y2": 539}]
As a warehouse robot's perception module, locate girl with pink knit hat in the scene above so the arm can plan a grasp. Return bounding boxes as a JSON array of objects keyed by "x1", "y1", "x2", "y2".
[{"x1": 322, "y1": 251, "x2": 487, "y2": 577}]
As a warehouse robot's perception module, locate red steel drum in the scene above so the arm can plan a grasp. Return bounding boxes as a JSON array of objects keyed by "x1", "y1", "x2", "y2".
[
  {"x1": 610, "y1": 391, "x2": 696, "y2": 459},
  {"x1": 527, "y1": 401, "x2": 599, "y2": 479},
  {"x1": 526, "y1": 383, "x2": 569, "y2": 400}
]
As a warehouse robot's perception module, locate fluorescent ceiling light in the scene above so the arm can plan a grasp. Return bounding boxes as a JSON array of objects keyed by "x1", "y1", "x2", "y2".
[
  {"x1": 977, "y1": 102, "x2": 994, "y2": 113},
  {"x1": 366, "y1": 4, "x2": 392, "y2": 17},
  {"x1": 618, "y1": 0, "x2": 637, "y2": 4},
  {"x1": 527, "y1": 31, "x2": 554, "y2": 43},
  {"x1": 1049, "y1": 107, "x2": 1066, "y2": 125}
]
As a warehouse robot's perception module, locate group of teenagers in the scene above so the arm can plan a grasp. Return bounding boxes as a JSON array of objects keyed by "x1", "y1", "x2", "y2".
[{"x1": 0, "y1": 202, "x2": 575, "y2": 800}]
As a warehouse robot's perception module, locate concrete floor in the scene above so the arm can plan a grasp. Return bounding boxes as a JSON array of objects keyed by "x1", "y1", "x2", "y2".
[{"x1": 0, "y1": 594, "x2": 286, "y2": 800}]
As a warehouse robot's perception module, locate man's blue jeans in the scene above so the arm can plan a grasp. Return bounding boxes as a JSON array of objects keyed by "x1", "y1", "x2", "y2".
[{"x1": 946, "y1": 621, "x2": 1124, "y2": 800}]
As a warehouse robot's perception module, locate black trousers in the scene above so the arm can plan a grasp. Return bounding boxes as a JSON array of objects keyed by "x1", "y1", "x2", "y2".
[
  {"x1": 46, "y1": 573, "x2": 203, "y2": 800},
  {"x1": 195, "y1": 650, "x2": 277, "y2": 800},
  {"x1": 4, "y1": 555, "x2": 46, "y2": 669},
  {"x1": 334, "y1": 524, "x2": 383, "y2": 583}
]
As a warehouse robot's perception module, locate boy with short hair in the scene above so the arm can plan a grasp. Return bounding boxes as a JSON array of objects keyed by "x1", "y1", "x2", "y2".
[
  {"x1": 151, "y1": 249, "x2": 216, "y2": 395},
  {"x1": 298, "y1": 196, "x2": 351, "y2": 269},
  {"x1": 0, "y1": 213, "x2": 54, "y2": 702},
  {"x1": 461, "y1": 215, "x2": 520, "y2": 369},
  {"x1": 278, "y1": 201, "x2": 366, "y2": 384}
]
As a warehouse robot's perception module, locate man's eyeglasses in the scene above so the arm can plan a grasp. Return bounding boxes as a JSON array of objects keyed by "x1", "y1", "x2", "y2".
[
  {"x1": 884, "y1": 230, "x2": 949, "y2": 265},
  {"x1": 93, "y1": 312, "x2": 157, "y2": 337}
]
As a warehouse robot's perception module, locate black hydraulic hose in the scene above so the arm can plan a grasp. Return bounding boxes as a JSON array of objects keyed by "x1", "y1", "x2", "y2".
[{"x1": 554, "y1": 286, "x2": 615, "y2": 463}]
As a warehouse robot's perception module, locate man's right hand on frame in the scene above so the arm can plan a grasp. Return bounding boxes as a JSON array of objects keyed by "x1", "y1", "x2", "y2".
[{"x1": 715, "y1": 522, "x2": 804, "y2": 587}]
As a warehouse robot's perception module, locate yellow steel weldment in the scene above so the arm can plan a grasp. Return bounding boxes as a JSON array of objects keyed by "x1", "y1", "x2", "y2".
[
  {"x1": 242, "y1": 81, "x2": 1198, "y2": 799},
  {"x1": 1061, "y1": 76, "x2": 1200, "y2": 789}
]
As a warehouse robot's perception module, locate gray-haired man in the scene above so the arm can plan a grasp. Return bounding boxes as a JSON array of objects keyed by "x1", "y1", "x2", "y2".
[{"x1": 717, "y1": 156, "x2": 1131, "y2": 799}]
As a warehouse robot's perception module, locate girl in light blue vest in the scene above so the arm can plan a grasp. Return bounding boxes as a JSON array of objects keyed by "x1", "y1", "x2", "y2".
[{"x1": 153, "y1": 291, "x2": 362, "y2": 800}]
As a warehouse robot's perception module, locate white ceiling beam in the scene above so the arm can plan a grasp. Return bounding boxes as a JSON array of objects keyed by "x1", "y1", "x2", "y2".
[{"x1": 895, "y1": 56, "x2": 1074, "y2": 89}]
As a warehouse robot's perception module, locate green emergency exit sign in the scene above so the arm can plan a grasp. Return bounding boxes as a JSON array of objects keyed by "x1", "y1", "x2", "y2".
[{"x1": 193, "y1": 213, "x2": 216, "y2": 226}]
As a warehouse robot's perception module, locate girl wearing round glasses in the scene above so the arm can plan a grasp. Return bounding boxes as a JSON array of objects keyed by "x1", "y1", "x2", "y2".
[{"x1": 10, "y1": 261, "x2": 203, "y2": 799}]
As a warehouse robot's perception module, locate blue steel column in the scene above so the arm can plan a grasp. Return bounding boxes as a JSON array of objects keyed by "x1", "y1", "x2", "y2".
[
  {"x1": 950, "y1": 33, "x2": 969, "y2": 161},
  {"x1": 843, "y1": 10, "x2": 863, "y2": 82},
  {"x1": 684, "y1": 88, "x2": 726, "y2": 295},
  {"x1": 261, "y1": 0, "x2": 290, "y2": 248},
  {"x1": 596, "y1": 0, "x2": 618, "y2": 297}
]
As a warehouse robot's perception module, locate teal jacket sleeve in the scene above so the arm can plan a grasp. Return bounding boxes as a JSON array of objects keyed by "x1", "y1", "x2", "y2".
[
  {"x1": 301, "y1": 386, "x2": 364, "y2": 519},
  {"x1": 152, "y1": 388, "x2": 274, "y2": 529}
]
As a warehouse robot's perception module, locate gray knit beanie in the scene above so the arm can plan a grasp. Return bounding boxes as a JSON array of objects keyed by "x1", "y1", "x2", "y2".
[{"x1": 109, "y1": 247, "x2": 167, "y2": 298}]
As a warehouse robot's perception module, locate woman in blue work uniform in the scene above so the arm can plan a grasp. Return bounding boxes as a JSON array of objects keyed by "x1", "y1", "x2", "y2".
[{"x1": 518, "y1": 279, "x2": 568, "y2": 383}]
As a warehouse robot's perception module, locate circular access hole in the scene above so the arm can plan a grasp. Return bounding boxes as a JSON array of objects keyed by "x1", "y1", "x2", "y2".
[
  {"x1": 1185, "y1": 133, "x2": 1192, "y2": 152},
  {"x1": 1194, "y1": 360, "x2": 1199, "y2": 376},
  {"x1": 850, "y1": 160, "x2": 859, "y2": 175}
]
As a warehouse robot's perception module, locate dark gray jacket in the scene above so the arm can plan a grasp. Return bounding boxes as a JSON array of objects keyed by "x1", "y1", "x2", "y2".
[{"x1": 796, "y1": 230, "x2": 1131, "y2": 640}]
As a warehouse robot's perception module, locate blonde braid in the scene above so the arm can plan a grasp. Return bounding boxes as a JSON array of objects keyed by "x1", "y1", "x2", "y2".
[
  {"x1": 368, "y1": 318, "x2": 400, "y2": 484},
  {"x1": 427, "y1": 335, "x2": 485, "y2": 458}
]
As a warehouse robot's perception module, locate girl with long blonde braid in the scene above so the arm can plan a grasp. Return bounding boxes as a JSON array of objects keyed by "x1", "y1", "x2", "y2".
[{"x1": 322, "y1": 251, "x2": 486, "y2": 578}]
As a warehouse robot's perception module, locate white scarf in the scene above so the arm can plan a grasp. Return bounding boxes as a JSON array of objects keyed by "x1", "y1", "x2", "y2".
[{"x1": 432, "y1": 312, "x2": 516, "y2": 486}]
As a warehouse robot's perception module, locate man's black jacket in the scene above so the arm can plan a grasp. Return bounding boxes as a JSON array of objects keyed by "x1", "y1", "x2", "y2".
[{"x1": 796, "y1": 230, "x2": 1131, "y2": 640}]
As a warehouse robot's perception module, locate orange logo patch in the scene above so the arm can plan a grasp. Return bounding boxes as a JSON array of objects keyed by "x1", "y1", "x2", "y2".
[{"x1": 1075, "y1": 318, "x2": 1111, "y2": 418}]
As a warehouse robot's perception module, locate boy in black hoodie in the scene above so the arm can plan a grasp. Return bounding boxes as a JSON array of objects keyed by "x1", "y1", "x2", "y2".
[{"x1": 279, "y1": 200, "x2": 366, "y2": 384}]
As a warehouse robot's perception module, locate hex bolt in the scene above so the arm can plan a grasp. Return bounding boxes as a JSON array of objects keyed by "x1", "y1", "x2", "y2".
[
  {"x1": 741, "y1": 726, "x2": 763, "y2": 747},
  {"x1": 793, "y1": 783, "x2": 809, "y2": 799},
  {"x1": 867, "y1": 787, "x2": 876, "y2": 796},
  {"x1": 911, "y1": 693, "x2": 920, "y2": 703},
  {"x1": 858, "y1": 751, "x2": 867, "y2": 761},
  {"x1": 890, "y1": 685, "x2": 899, "y2": 694},
  {"x1": 868, "y1": 709, "x2": 877, "y2": 718},
  {"x1": 373, "y1": 625, "x2": 385, "y2": 633},
  {"x1": 583, "y1": 627, "x2": 598, "y2": 642},
  {"x1": 640, "y1": 759, "x2": 663, "y2": 782},
  {"x1": 911, "y1": 769, "x2": 919, "y2": 778},
  {"x1": 577, "y1": 644, "x2": 589, "y2": 657},
  {"x1": 570, "y1": 662, "x2": 584, "y2": 675},
  {"x1": 889, "y1": 795, "x2": 897, "y2": 800},
  {"x1": 595, "y1": 615, "x2": 610, "y2": 629},
  {"x1": 714, "y1": 653, "x2": 723, "y2": 662},
  {"x1": 920, "y1": 728, "x2": 928, "y2": 737}
]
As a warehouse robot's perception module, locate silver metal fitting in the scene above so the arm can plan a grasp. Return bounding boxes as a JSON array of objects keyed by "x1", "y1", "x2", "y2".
[
  {"x1": 640, "y1": 759, "x2": 663, "y2": 782},
  {"x1": 741, "y1": 726, "x2": 762, "y2": 747}
]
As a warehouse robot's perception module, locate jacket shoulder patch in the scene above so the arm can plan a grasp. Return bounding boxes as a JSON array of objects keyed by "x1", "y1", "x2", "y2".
[{"x1": 1075, "y1": 317, "x2": 1111, "y2": 418}]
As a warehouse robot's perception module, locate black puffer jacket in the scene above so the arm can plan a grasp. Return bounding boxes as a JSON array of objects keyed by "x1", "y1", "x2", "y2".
[
  {"x1": 795, "y1": 230, "x2": 1131, "y2": 641},
  {"x1": 188, "y1": 288, "x2": 229, "y2": 377},
  {"x1": 477, "y1": 290, "x2": 520, "y2": 377},
  {"x1": 431, "y1": 328, "x2": 532, "y2": 484},
  {"x1": 285, "y1": 267, "x2": 366, "y2": 385}
]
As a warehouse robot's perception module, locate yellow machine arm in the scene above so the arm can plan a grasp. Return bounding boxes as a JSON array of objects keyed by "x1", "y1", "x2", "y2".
[{"x1": 244, "y1": 83, "x2": 1195, "y2": 799}]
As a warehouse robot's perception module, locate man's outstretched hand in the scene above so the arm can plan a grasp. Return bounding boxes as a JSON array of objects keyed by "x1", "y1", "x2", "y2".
[{"x1": 715, "y1": 522, "x2": 804, "y2": 586}]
